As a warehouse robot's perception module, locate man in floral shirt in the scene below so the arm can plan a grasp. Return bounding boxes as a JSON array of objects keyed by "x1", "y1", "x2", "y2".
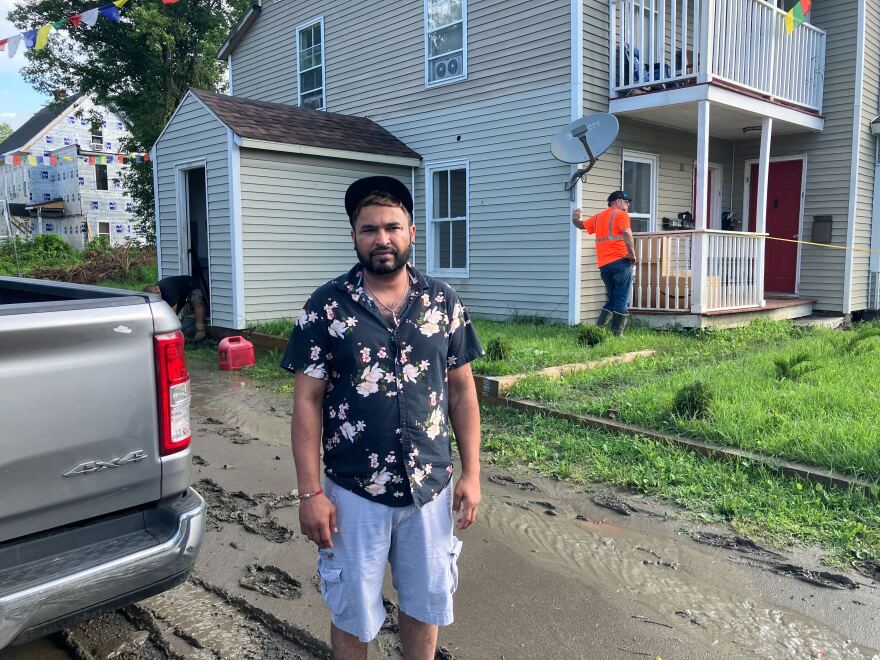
[{"x1": 283, "y1": 176, "x2": 483, "y2": 658}]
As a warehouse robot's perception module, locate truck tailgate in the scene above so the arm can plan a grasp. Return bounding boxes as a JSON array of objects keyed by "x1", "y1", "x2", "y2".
[{"x1": 0, "y1": 301, "x2": 162, "y2": 543}]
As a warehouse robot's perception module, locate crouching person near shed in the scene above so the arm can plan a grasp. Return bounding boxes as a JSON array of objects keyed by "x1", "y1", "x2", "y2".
[{"x1": 282, "y1": 176, "x2": 484, "y2": 659}]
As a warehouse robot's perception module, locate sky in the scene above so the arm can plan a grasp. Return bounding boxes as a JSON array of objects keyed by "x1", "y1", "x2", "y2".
[{"x1": 0, "y1": 0, "x2": 53, "y2": 130}]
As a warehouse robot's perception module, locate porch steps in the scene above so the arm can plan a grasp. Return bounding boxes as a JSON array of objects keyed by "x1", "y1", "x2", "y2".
[
  {"x1": 792, "y1": 315, "x2": 846, "y2": 330},
  {"x1": 632, "y1": 297, "x2": 814, "y2": 330}
]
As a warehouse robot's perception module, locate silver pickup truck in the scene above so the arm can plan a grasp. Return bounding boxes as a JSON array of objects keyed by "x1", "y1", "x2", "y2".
[{"x1": 0, "y1": 276, "x2": 206, "y2": 650}]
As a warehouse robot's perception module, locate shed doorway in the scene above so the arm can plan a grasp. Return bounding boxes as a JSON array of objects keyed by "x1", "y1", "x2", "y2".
[{"x1": 178, "y1": 164, "x2": 211, "y2": 315}]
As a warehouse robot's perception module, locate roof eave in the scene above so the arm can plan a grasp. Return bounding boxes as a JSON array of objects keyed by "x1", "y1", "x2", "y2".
[
  {"x1": 237, "y1": 137, "x2": 422, "y2": 167},
  {"x1": 217, "y1": 2, "x2": 262, "y2": 60}
]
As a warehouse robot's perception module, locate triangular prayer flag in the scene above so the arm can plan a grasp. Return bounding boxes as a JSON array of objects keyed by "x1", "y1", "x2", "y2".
[
  {"x1": 784, "y1": 9, "x2": 794, "y2": 34},
  {"x1": 35, "y1": 24, "x2": 52, "y2": 50},
  {"x1": 113, "y1": 0, "x2": 129, "y2": 7},
  {"x1": 22, "y1": 29, "x2": 38, "y2": 50},
  {"x1": 69, "y1": 13, "x2": 83, "y2": 28},
  {"x1": 99, "y1": 155, "x2": 107, "y2": 164},
  {"x1": 13, "y1": 155, "x2": 21, "y2": 166},
  {"x1": 7, "y1": 34, "x2": 21, "y2": 57},
  {"x1": 3, "y1": 155, "x2": 10, "y2": 165},
  {"x1": 50, "y1": 156, "x2": 58, "y2": 165},
  {"x1": 793, "y1": 4, "x2": 805, "y2": 28},
  {"x1": 36, "y1": 156, "x2": 44, "y2": 165},
  {"x1": 0, "y1": 38, "x2": 7, "y2": 53},
  {"x1": 81, "y1": 8, "x2": 100, "y2": 27},
  {"x1": 800, "y1": 0, "x2": 812, "y2": 14},
  {"x1": 117, "y1": 154, "x2": 125, "y2": 164},
  {"x1": 98, "y1": 5, "x2": 121, "y2": 22},
  {"x1": 162, "y1": 0, "x2": 181, "y2": 5},
  {"x1": 108, "y1": 155, "x2": 115, "y2": 163},
  {"x1": 143, "y1": 153, "x2": 150, "y2": 162},
  {"x1": 52, "y1": 18, "x2": 68, "y2": 29},
  {"x1": 88, "y1": 156, "x2": 96, "y2": 165},
  {"x1": 28, "y1": 156, "x2": 37, "y2": 166},
  {"x1": 134, "y1": 154, "x2": 142, "y2": 163}
]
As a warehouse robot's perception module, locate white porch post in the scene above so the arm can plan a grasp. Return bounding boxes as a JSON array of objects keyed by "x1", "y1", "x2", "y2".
[
  {"x1": 691, "y1": 99, "x2": 711, "y2": 313},
  {"x1": 755, "y1": 116, "x2": 773, "y2": 306},
  {"x1": 696, "y1": 0, "x2": 715, "y2": 84}
]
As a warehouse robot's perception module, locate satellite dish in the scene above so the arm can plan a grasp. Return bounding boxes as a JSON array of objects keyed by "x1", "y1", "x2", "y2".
[
  {"x1": 551, "y1": 113, "x2": 619, "y2": 164},
  {"x1": 550, "y1": 113, "x2": 620, "y2": 199}
]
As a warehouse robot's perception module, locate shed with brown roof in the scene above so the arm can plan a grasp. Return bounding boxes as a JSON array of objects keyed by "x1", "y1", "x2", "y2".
[{"x1": 152, "y1": 88, "x2": 421, "y2": 330}]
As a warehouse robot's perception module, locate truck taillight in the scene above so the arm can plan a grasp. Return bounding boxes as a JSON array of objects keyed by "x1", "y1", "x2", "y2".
[{"x1": 154, "y1": 331, "x2": 191, "y2": 456}]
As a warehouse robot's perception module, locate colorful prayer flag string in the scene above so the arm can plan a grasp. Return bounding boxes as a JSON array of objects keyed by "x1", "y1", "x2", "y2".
[
  {"x1": 0, "y1": 0, "x2": 159, "y2": 58},
  {"x1": 785, "y1": 0, "x2": 812, "y2": 35}
]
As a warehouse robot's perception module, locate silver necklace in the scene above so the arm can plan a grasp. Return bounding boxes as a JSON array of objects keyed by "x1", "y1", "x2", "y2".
[{"x1": 365, "y1": 281, "x2": 410, "y2": 325}]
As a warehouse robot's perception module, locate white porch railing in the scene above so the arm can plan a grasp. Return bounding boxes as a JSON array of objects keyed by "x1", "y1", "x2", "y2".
[
  {"x1": 631, "y1": 230, "x2": 766, "y2": 313},
  {"x1": 610, "y1": 0, "x2": 826, "y2": 112}
]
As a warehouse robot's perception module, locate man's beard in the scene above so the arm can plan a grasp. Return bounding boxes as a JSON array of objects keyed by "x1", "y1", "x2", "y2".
[{"x1": 356, "y1": 242, "x2": 411, "y2": 275}]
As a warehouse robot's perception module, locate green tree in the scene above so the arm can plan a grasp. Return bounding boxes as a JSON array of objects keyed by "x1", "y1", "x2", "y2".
[
  {"x1": 9, "y1": 0, "x2": 250, "y2": 244},
  {"x1": 0, "y1": 122, "x2": 12, "y2": 143}
]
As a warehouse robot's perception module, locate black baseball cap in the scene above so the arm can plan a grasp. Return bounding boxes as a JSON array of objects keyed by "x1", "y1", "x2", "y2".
[
  {"x1": 607, "y1": 190, "x2": 632, "y2": 203},
  {"x1": 344, "y1": 176, "x2": 414, "y2": 223}
]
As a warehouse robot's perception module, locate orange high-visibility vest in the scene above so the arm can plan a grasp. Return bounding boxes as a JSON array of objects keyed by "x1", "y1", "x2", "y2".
[{"x1": 585, "y1": 208, "x2": 631, "y2": 268}]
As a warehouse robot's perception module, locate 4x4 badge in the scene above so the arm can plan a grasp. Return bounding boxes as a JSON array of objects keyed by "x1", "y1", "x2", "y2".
[{"x1": 63, "y1": 450, "x2": 148, "y2": 477}]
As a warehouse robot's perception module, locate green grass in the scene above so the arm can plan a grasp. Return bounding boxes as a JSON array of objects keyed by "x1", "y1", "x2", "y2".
[
  {"x1": 186, "y1": 342, "x2": 294, "y2": 395},
  {"x1": 91, "y1": 263, "x2": 158, "y2": 291},
  {"x1": 509, "y1": 321, "x2": 880, "y2": 480},
  {"x1": 248, "y1": 317, "x2": 297, "y2": 338},
  {"x1": 482, "y1": 406, "x2": 880, "y2": 563}
]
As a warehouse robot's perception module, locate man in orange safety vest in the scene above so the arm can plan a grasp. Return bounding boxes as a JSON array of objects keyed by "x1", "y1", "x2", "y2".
[{"x1": 571, "y1": 190, "x2": 637, "y2": 336}]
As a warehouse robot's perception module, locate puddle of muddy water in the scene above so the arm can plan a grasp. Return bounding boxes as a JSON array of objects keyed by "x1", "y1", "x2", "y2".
[
  {"x1": 188, "y1": 360, "x2": 292, "y2": 447},
  {"x1": 481, "y1": 477, "x2": 879, "y2": 659},
  {"x1": 0, "y1": 638, "x2": 71, "y2": 660}
]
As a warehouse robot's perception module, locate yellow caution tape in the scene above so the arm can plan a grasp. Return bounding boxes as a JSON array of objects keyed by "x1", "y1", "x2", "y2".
[{"x1": 765, "y1": 235, "x2": 880, "y2": 254}]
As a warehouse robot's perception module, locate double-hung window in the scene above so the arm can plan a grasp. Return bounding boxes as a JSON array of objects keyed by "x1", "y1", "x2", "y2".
[
  {"x1": 622, "y1": 151, "x2": 657, "y2": 233},
  {"x1": 297, "y1": 19, "x2": 325, "y2": 110},
  {"x1": 427, "y1": 161, "x2": 469, "y2": 276},
  {"x1": 425, "y1": 0, "x2": 466, "y2": 86}
]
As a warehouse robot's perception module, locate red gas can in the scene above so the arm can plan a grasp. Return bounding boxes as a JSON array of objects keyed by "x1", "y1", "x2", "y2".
[{"x1": 218, "y1": 336, "x2": 255, "y2": 371}]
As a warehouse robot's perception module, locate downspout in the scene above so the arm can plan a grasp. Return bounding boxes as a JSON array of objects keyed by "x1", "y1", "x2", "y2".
[
  {"x1": 870, "y1": 136, "x2": 880, "y2": 310},
  {"x1": 568, "y1": 0, "x2": 584, "y2": 325}
]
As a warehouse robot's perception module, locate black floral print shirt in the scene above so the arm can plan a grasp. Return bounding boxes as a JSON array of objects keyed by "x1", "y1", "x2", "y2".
[{"x1": 281, "y1": 264, "x2": 483, "y2": 508}]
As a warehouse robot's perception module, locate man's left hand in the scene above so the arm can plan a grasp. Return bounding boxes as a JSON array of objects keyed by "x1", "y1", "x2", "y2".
[{"x1": 453, "y1": 474, "x2": 481, "y2": 530}]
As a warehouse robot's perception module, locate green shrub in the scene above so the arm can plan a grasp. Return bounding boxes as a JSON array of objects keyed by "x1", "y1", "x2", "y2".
[
  {"x1": 485, "y1": 336, "x2": 512, "y2": 362},
  {"x1": 671, "y1": 380, "x2": 714, "y2": 420},
  {"x1": 84, "y1": 235, "x2": 112, "y2": 259},
  {"x1": 576, "y1": 324, "x2": 607, "y2": 347}
]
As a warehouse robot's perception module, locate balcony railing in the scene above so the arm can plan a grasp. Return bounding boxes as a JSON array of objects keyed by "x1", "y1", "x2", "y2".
[
  {"x1": 631, "y1": 230, "x2": 765, "y2": 313},
  {"x1": 610, "y1": 0, "x2": 826, "y2": 112}
]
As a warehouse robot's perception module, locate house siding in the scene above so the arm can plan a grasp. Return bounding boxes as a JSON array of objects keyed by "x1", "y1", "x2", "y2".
[
  {"x1": 237, "y1": 149, "x2": 411, "y2": 320},
  {"x1": 154, "y1": 94, "x2": 235, "y2": 326},
  {"x1": 578, "y1": 119, "x2": 734, "y2": 321},
  {"x1": 854, "y1": 0, "x2": 880, "y2": 312},
  {"x1": 231, "y1": 0, "x2": 574, "y2": 322},
  {"x1": 727, "y1": 0, "x2": 858, "y2": 313}
]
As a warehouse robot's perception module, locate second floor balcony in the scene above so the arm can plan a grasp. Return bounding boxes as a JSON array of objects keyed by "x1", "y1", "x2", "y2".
[{"x1": 609, "y1": 0, "x2": 826, "y2": 114}]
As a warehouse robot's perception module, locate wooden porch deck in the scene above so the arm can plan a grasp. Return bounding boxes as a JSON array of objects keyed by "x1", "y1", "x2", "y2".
[{"x1": 631, "y1": 296, "x2": 815, "y2": 329}]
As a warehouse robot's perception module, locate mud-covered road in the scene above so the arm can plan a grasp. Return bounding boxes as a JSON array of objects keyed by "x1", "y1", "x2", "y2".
[{"x1": 4, "y1": 361, "x2": 879, "y2": 659}]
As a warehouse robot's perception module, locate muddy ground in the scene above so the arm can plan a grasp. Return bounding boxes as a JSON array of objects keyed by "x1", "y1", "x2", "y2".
[{"x1": 4, "y1": 360, "x2": 880, "y2": 659}]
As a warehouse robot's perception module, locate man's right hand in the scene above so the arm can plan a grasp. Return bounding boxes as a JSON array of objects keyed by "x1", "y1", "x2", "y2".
[{"x1": 299, "y1": 493, "x2": 337, "y2": 549}]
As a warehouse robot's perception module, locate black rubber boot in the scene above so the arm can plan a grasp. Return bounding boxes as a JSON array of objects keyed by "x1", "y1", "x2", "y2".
[
  {"x1": 596, "y1": 309, "x2": 611, "y2": 328},
  {"x1": 610, "y1": 312, "x2": 629, "y2": 337}
]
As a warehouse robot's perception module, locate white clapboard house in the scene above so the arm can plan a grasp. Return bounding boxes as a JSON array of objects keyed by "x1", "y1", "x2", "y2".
[{"x1": 153, "y1": 0, "x2": 880, "y2": 330}]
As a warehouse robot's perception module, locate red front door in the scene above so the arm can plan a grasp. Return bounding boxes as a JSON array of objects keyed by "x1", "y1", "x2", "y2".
[{"x1": 748, "y1": 160, "x2": 802, "y2": 293}]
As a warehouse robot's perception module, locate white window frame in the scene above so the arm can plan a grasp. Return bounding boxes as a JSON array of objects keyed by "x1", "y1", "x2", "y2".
[
  {"x1": 621, "y1": 150, "x2": 658, "y2": 232},
  {"x1": 424, "y1": 0, "x2": 467, "y2": 88},
  {"x1": 296, "y1": 17, "x2": 326, "y2": 111},
  {"x1": 425, "y1": 159, "x2": 470, "y2": 278}
]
